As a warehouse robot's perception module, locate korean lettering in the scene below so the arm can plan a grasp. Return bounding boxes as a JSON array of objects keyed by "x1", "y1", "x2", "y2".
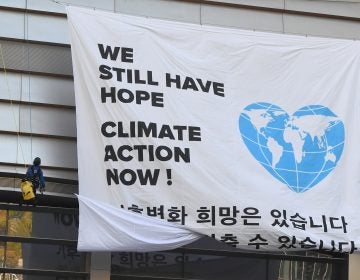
[
  {"x1": 220, "y1": 233, "x2": 239, "y2": 247},
  {"x1": 307, "y1": 215, "x2": 348, "y2": 233},
  {"x1": 241, "y1": 207, "x2": 261, "y2": 226},
  {"x1": 299, "y1": 237, "x2": 317, "y2": 249},
  {"x1": 128, "y1": 204, "x2": 144, "y2": 214},
  {"x1": 319, "y1": 240, "x2": 357, "y2": 253},
  {"x1": 278, "y1": 235, "x2": 297, "y2": 249},
  {"x1": 290, "y1": 213, "x2": 307, "y2": 230},
  {"x1": 167, "y1": 206, "x2": 187, "y2": 225},
  {"x1": 309, "y1": 215, "x2": 327, "y2": 232},
  {"x1": 147, "y1": 205, "x2": 165, "y2": 219},
  {"x1": 118, "y1": 252, "x2": 133, "y2": 268},
  {"x1": 175, "y1": 255, "x2": 190, "y2": 263},
  {"x1": 134, "y1": 252, "x2": 150, "y2": 268},
  {"x1": 56, "y1": 245, "x2": 80, "y2": 260},
  {"x1": 329, "y1": 216, "x2": 347, "y2": 233},
  {"x1": 337, "y1": 241, "x2": 357, "y2": 253},
  {"x1": 248, "y1": 234, "x2": 268, "y2": 249},
  {"x1": 151, "y1": 254, "x2": 167, "y2": 266},
  {"x1": 197, "y1": 206, "x2": 216, "y2": 225},
  {"x1": 271, "y1": 209, "x2": 289, "y2": 227},
  {"x1": 219, "y1": 206, "x2": 239, "y2": 225}
]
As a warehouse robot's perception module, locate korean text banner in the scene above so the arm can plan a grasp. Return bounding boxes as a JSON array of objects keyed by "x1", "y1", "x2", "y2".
[{"x1": 67, "y1": 7, "x2": 360, "y2": 252}]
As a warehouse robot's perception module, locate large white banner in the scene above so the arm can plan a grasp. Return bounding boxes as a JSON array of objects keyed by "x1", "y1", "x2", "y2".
[{"x1": 67, "y1": 7, "x2": 360, "y2": 252}]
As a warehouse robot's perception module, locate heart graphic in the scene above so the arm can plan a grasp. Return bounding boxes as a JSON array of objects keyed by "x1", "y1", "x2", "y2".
[{"x1": 239, "y1": 102, "x2": 345, "y2": 193}]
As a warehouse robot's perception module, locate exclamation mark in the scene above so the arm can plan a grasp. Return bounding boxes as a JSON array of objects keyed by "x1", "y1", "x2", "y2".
[{"x1": 166, "y1": 169, "x2": 172, "y2": 186}]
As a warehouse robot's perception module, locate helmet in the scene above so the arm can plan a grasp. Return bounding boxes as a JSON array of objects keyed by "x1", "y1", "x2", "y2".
[{"x1": 33, "y1": 157, "x2": 41, "y2": 166}]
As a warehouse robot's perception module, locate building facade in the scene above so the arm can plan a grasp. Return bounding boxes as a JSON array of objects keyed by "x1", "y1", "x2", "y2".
[{"x1": 0, "y1": 0, "x2": 360, "y2": 279}]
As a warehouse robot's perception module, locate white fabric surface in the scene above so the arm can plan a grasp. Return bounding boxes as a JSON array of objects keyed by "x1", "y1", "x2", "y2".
[
  {"x1": 67, "y1": 6, "x2": 360, "y2": 252},
  {"x1": 77, "y1": 195, "x2": 202, "y2": 251}
]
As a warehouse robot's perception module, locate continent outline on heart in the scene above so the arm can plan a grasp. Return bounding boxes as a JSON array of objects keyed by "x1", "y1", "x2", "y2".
[{"x1": 239, "y1": 102, "x2": 345, "y2": 193}]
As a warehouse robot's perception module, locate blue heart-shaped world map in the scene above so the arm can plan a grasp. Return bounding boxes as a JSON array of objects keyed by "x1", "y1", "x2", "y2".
[{"x1": 239, "y1": 102, "x2": 345, "y2": 193}]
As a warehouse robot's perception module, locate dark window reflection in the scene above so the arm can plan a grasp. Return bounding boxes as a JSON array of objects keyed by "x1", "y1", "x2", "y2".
[
  {"x1": 7, "y1": 210, "x2": 78, "y2": 240},
  {"x1": 111, "y1": 238, "x2": 346, "y2": 280},
  {"x1": 0, "y1": 242, "x2": 4, "y2": 268},
  {"x1": 7, "y1": 211, "x2": 32, "y2": 238},
  {"x1": 273, "y1": 259, "x2": 337, "y2": 280},
  {"x1": 111, "y1": 251, "x2": 183, "y2": 278},
  {"x1": 5, "y1": 242, "x2": 86, "y2": 272},
  {"x1": 0, "y1": 210, "x2": 7, "y2": 235},
  {"x1": 184, "y1": 256, "x2": 268, "y2": 280},
  {"x1": 111, "y1": 252, "x2": 344, "y2": 280},
  {"x1": 2, "y1": 275, "x2": 87, "y2": 280}
]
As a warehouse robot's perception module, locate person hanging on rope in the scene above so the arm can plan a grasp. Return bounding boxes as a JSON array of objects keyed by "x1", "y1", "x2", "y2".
[
  {"x1": 20, "y1": 157, "x2": 46, "y2": 206},
  {"x1": 26, "y1": 157, "x2": 46, "y2": 196}
]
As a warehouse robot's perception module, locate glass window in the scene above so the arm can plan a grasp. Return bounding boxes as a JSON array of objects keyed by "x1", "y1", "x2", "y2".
[
  {"x1": 5, "y1": 242, "x2": 86, "y2": 272},
  {"x1": 111, "y1": 251, "x2": 183, "y2": 278},
  {"x1": 271, "y1": 259, "x2": 340, "y2": 280},
  {"x1": 0, "y1": 274, "x2": 87, "y2": 280},
  {"x1": 0, "y1": 210, "x2": 7, "y2": 235},
  {"x1": 184, "y1": 255, "x2": 267, "y2": 280},
  {"x1": 7, "y1": 210, "x2": 78, "y2": 240},
  {"x1": 7, "y1": 210, "x2": 32, "y2": 237},
  {"x1": 111, "y1": 236, "x2": 347, "y2": 279},
  {"x1": 0, "y1": 242, "x2": 5, "y2": 268}
]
